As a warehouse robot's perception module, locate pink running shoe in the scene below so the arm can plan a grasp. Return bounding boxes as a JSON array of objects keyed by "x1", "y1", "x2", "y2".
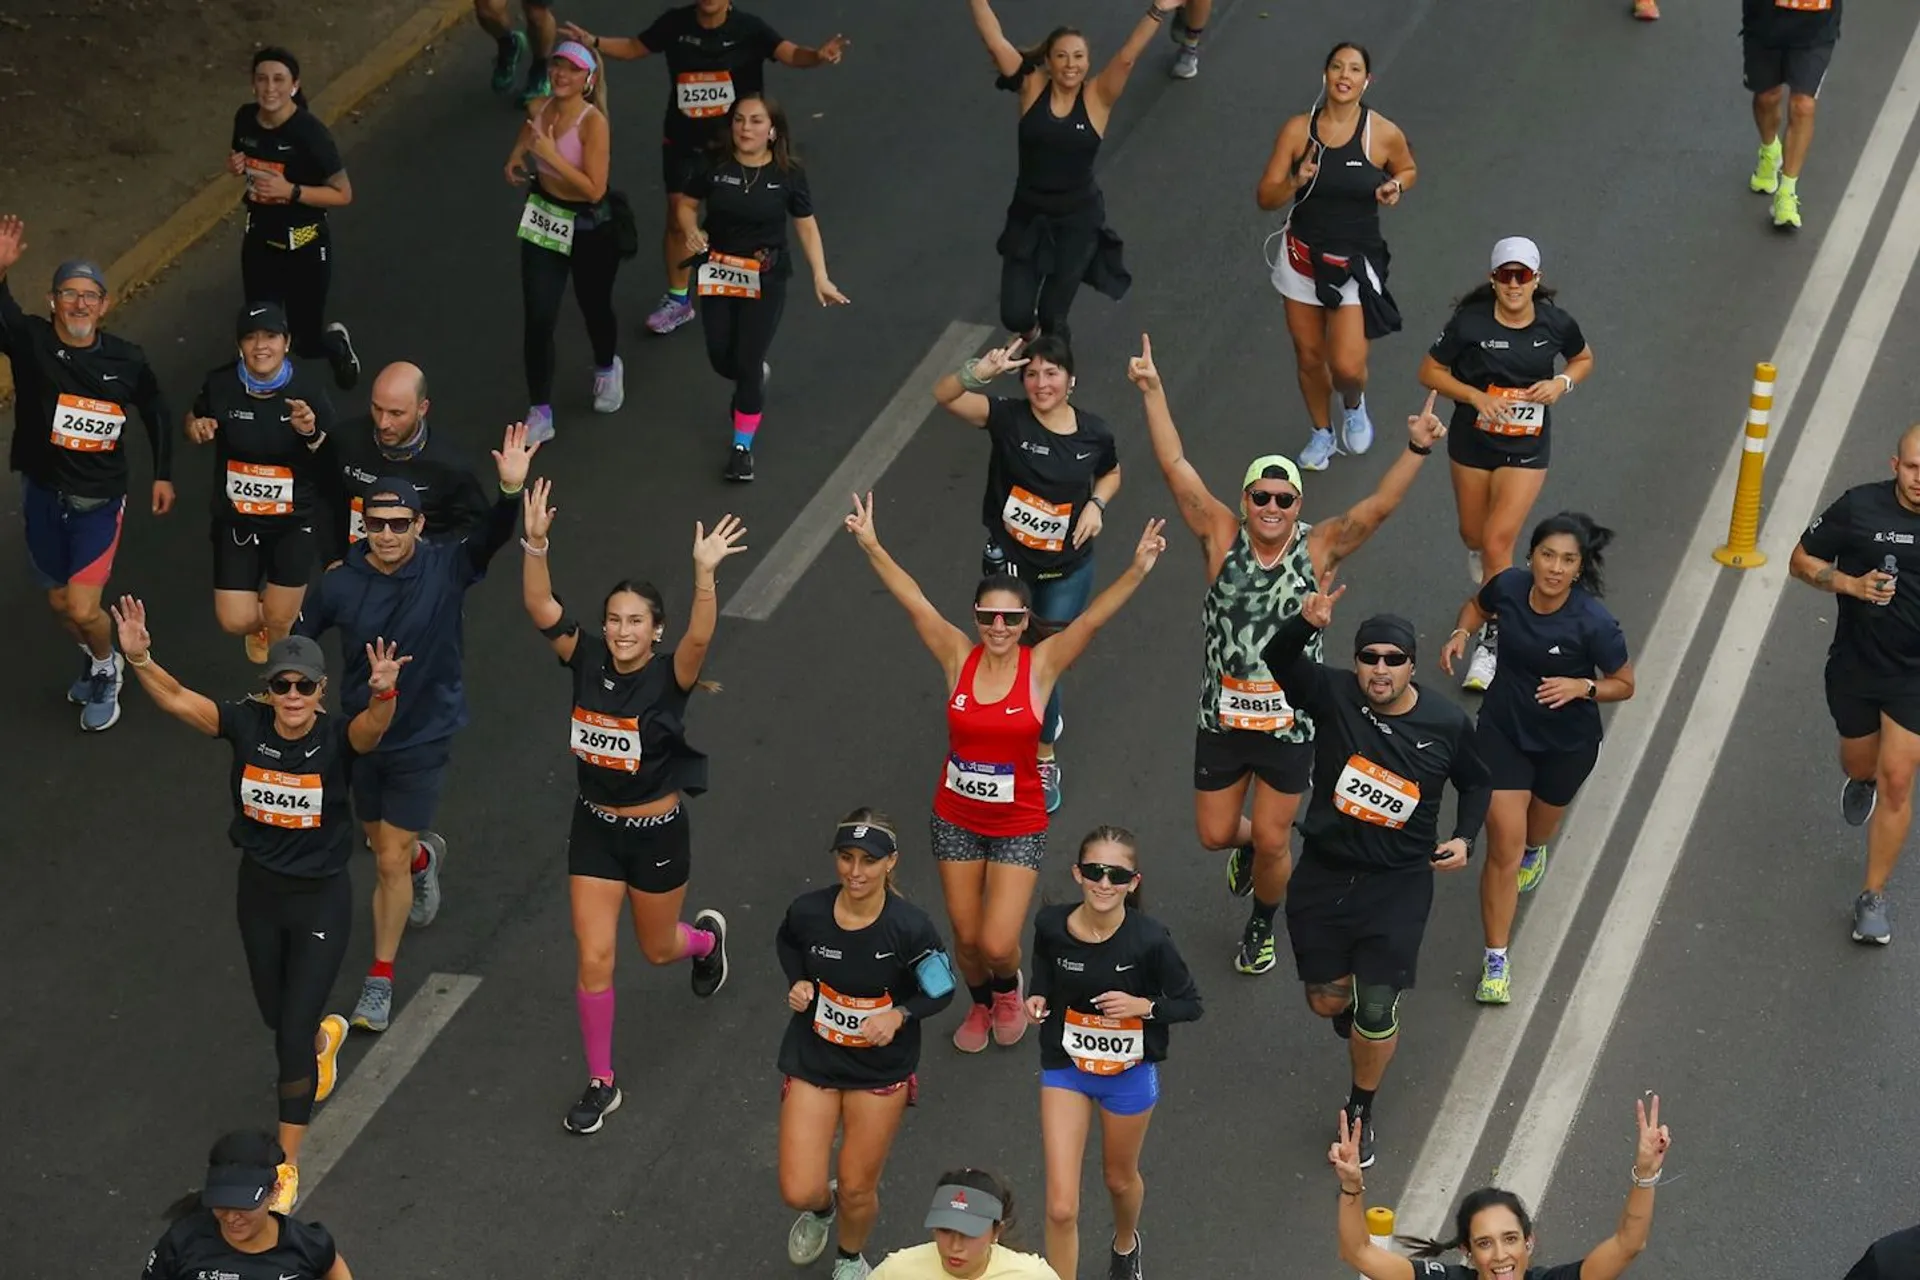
[
  {"x1": 990, "y1": 972, "x2": 1028, "y2": 1047},
  {"x1": 952, "y1": 1003, "x2": 991, "y2": 1054},
  {"x1": 645, "y1": 293, "x2": 696, "y2": 335}
]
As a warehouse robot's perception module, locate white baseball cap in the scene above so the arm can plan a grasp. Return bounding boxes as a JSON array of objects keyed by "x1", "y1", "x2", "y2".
[{"x1": 1490, "y1": 236, "x2": 1542, "y2": 274}]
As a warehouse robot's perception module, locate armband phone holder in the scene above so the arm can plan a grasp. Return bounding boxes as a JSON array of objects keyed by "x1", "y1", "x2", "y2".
[{"x1": 913, "y1": 950, "x2": 956, "y2": 999}]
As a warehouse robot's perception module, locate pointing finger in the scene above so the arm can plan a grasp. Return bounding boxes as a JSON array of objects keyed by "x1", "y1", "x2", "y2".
[{"x1": 1422, "y1": 388, "x2": 1437, "y2": 417}]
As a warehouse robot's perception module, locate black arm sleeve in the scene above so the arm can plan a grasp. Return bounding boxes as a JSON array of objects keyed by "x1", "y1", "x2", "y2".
[
  {"x1": 1261, "y1": 613, "x2": 1335, "y2": 717},
  {"x1": 460, "y1": 492, "x2": 522, "y2": 582},
  {"x1": 135, "y1": 358, "x2": 174, "y2": 481},
  {"x1": 0, "y1": 274, "x2": 25, "y2": 353},
  {"x1": 1448, "y1": 736, "x2": 1493, "y2": 845},
  {"x1": 775, "y1": 905, "x2": 808, "y2": 985},
  {"x1": 1027, "y1": 918, "x2": 1054, "y2": 1003},
  {"x1": 1147, "y1": 928, "x2": 1202, "y2": 1024}
]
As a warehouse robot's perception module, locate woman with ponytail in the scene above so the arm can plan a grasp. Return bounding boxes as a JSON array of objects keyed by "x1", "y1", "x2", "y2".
[
  {"x1": 1439, "y1": 512, "x2": 1635, "y2": 1005},
  {"x1": 144, "y1": 1131, "x2": 353, "y2": 1280},
  {"x1": 776, "y1": 809, "x2": 957, "y2": 1279}
]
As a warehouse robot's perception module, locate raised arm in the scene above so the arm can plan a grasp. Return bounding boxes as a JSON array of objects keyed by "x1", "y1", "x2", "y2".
[
  {"x1": 465, "y1": 422, "x2": 538, "y2": 580},
  {"x1": 558, "y1": 22, "x2": 652, "y2": 61},
  {"x1": 346, "y1": 640, "x2": 409, "y2": 754},
  {"x1": 519, "y1": 478, "x2": 579, "y2": 663},
  {"x1": 524, "y1": 104, "x2": 610, "y2": 204},
  {"x1": 110, "y1": 597, "x2": 221, "y2": 736},
  {"x1": 1260, "y1": 577, "x2": 1341, "y2": 718},
  {"x1": 1331, "y1": 1109, "x2": 1416, "y2": 1280},
  {"x1": 1307, "y1": 392, "x2": 1443, "y2": 576},
  {"x1": 1090, "y1": 0, "x2": 1182, "y2": 108},
  {"x1": 1570, "y1": 1097, "x2": 1670, "y2": 1280},
  {"x1": 844, "y1": 492, "x2": 973, "y2": 683},
  {"x1": 934, "y1": 340, "x2": 1029, "y2": 429},
  {"x1": 1032, "y1": 519, "x2": 1166, "y2": 682},
  {"x1": 674, "y1": 514, "x2": 750, "y2": 692},
  {"x1": 1128, "y1": 334, "x2": 1239, "y2": 557},
  {"x1": 968, "y1": 0, "x2": 1026, "y2": 79}
]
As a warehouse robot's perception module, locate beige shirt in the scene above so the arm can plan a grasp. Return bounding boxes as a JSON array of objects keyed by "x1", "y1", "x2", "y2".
[{"x1": 869, "y1": 1242, "x2": 1063, "y2": 1280}]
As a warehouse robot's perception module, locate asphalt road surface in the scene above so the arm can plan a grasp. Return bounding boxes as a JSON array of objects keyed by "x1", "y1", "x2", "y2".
[{"x1": 6, "y1": 1, "x2": 1920, "y2": 1277}]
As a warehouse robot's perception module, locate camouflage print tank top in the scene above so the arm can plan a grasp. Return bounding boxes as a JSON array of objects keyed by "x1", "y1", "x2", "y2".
[{"x1": 1197, "y1": 523, "x2": 1322, "y2": 742}]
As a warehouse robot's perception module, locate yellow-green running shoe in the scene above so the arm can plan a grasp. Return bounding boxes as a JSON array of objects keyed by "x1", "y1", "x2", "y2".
[
  {"x1": 1772, "y1": 185, "x2": 1802, "y2": 229},
  {"x1": 1751, "y1": 141, "x2": 1782, "y2": 194},
  {"x1": 1476, "y1": 952, "x2": 1512, "y2": 1005},
  {"x1": 1517, "y1": 843, "x2": 1549, "y2": 894}
]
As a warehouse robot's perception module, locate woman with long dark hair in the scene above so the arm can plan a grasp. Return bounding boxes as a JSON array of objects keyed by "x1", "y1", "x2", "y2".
[
  {"x1": 519, "y1": 476, "x2": 743, "y2": 1134},
  {"x1": 869, "y1": 1169, "x2": 1059, "y2": 1279},
  {"x1": 672, "y1": 92, "x2": 849, "y2": 483},
  {"x1": 1331, "y1": 1095, "x2": 1670, "y2": 1280},
  {"x1": 1439, "y1": 513, "x2": 1634, "y2": 1004},
  {"x1": 144, "y1": 1131, "x2": 354, "y2": 1279},
  {"x1": 844, "y1": 492, "x2": 1164, "y2": 1056}
]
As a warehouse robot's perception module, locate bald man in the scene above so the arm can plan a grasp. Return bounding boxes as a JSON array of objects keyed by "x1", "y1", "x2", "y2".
[
  {"x1": 322, "y1": 361, "x2": 490, "y2": 564},
  {"x1": 1791, "y1": 423, "x2": 1920, "y2": 946}
]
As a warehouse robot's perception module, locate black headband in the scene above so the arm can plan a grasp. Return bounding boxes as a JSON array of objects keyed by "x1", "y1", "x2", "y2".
[
  {"x1": 835, "y1": 822, "x2": 897, "y2": 859},
  {"x1": 1353, "y1": 613, "x2": 1418, "y2": 662}
]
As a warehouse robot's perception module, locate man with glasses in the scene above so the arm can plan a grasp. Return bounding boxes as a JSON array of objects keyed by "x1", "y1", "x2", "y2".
[
  {"x1": 1260, "y1": 577, "x2": 1490, "y2": 1172},
  {"x1": 295, "y1": 423, "x2": 533, "y2": 1033},
  {"x1": 1131, "y1": 331, "x2": 1445, "y2": 977},
  {"x1": 0, "y1": 214, "x2": 175, "y2": 732}
]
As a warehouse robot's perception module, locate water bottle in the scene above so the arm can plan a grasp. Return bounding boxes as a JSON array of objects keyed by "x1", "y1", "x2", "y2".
[
  {"x1": 1881, "y1": 553, "x2": 1899, "y2": 606},
  {"x1": 1361, "y1": 1206, "x2": 1397, "y2": 1276}
]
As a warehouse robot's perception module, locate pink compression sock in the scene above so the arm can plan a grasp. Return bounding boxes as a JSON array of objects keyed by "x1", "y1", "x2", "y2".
[
  {"x1": 677, "y1": 921, "x2": 715, "y2": 960},
  {"x1": 731, "y1": 410, "x2": 762, "y2": 449},
  {"x1": 576, "y1": 987, "x2": 615, "y2": 1083}
]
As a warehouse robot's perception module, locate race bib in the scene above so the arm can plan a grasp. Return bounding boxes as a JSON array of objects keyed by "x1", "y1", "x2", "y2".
[
  {"x1": 50, "y1": 394, "x2": 124, "y2": 452},
  {"x1": 813, "y1": 981, "x2": 893, "y2": 1047},
  {"x1": 1476, "y1": 386, "x2": 1545, "y2": 437},
  {"x1": 1001, "y1": 486, "x2": 1072, "y2": 553},
  {"x1": 243, "y1": 156, "x2": 288, "y2": 203},
  {"x1": 1219, "y1": 675, "x2": 1295, "y2": 733},
  {"x1": 347, "y1": 496, "x2": 366, "y2": 544},
  {"x1": 226, "y1": 461, "x2": 295, "y2": 516},
  {"x1": 1774, "y1": 0, "x2": 1832, "y2": 8},
  {"x1": 517, "y1": 193, "x2": 576, "y2": 255},
  {"x1": 1334, "y1": 755, "x2": 1420, "y2": 829},
  {"x1": 696, "y1": 252, "x2": 762, "y2": 299},
  {"x1": 945, "y1": 757, "x2": 1014, "y2": 804},
  {"x1": 1063, "y1": 1008, "x2": 1144, "y2": 1075},
  {"x1": 241, "y1": 764, "x2": 324, "y2": 829},
  {"x1": 570, "y1": 708, "x2": 642, "y2": 773},
  {"x1": 676, "y1": 70, "x2": 736, "y2": 118}
]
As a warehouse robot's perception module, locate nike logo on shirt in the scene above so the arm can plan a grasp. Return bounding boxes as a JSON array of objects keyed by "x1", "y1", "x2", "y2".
[
  {"x1": 1415, "y1": 740, "x2": 1434, "y2": 749},
  {"x1": 311, "y1": 931, "x2": 327, "y2": 940},
  {"x1": 1005, "y1": 706, "x2": 1026, "y2": 714},
  {"x1": 1548, "y1": 644, "x2": 1563, "y2": 654},
  {"x1": 875, "y1": 951, "x2": 895, "y2": 959},
  {"x1": 1075, "y1": 450, "x2": 1093, "y2": 460},
  {"x1": 1115, "y1": 963, "x2": 1135, "y2": 971},
  {"x1": 304, "y1": 744, "x2": 322, "y2": 758},
  {"x1": 1533, "y1": 339, "x2": 1551, "y2": 347}
]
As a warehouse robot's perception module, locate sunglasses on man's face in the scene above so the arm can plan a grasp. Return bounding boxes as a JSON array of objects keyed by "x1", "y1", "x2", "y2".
[
  {"x1": 1492, "y1": 267, "x2": 1537, "y2": 286},
  {"x1": 268, "y1": 677, "x2": 321, "y2": 696},
  {"x1": 974, "y1": 607, "x2": 1029, "y2": 627},
  {"x1": 1078, "y1": 862, "x2": 1139, "y2": 886},
  {"x1": 1355, "y1": 649, "x2": 1411, "y2": 668},
  {"x1": 363, "y1": 515, "x2": 416, "y2": 535},
  {"x1": 1246, "y1": 488, "x2": 1299, "y2": 509}
]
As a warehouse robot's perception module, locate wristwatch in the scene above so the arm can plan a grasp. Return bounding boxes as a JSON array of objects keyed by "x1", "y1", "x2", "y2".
[{"x1": 1585, "y1": 679, "x2": 1598, "y2": 700}]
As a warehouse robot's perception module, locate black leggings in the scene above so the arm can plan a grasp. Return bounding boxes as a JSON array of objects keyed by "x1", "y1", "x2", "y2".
[
  {"x1": 241, "y1": 224, "x2": 342, "y2": 364},
  {"x1": 998, "y1": 221, "x2": 1098, "y2": 346},
  {"x1": 699, "y1": 272, "x2": 788, "y2": 416},
  {"x1": 521, "y1": 222, "x2": 621, "y2": 405},
  {"x1": 235, "y1": 856, "x2": 352, "y2": 1126}
]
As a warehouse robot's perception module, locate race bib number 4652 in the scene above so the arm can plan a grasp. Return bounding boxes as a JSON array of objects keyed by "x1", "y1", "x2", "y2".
[
  {"x1": 51, "y1": 394, "x2": 125, "y2": 452},
  {"x1": 1333, "y1": 755, "x2": 1420, "y2": 829},
  {"x1": 945, "y1": 757, "x2": 1014, "y2": 804}
]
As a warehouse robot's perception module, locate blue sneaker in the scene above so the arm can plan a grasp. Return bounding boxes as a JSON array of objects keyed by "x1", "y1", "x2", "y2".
[
  {"x1": 492, "y1": 29, "x2": 527, "y2": 93},
  {"x1": 65, "y1": 649, "x2": 94, "y2": 706},
  {"x1": 1339, "y1": 397, "x2": 1375, "y2": 454},
  {"x1": 525, "y1": 404, "x2": 555, "y2": 446},
  {"x1": 1298, "y1": 428, "x2": 1339, "y2": 472},
  {"x1": 78, "y1": 651, "x2": 124, "y2": 732}
]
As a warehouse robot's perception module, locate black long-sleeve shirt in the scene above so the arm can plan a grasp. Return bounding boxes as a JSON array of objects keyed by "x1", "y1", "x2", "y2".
[
  {"x1": 1030, "y1": 904, "x2": 1200, "y2": 1073},
  {"x1": 323, "y1": 421, "x2": 492, "y2": 561}
]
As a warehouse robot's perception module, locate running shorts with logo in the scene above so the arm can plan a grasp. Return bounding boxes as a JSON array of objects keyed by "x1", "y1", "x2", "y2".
[
  {"x1": 566, "y1": 797, "x2": 692, "y2": 893},
  {"x1": 21, "y1": 474, "x2": 125, "y2": 589}
]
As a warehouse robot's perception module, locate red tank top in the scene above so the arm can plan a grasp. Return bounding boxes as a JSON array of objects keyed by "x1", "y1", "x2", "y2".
[{"x1": 933, "y1": 645, "x2": 1047, "y2": 837}]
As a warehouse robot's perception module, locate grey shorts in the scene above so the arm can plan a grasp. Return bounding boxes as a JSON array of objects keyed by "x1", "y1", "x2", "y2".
[{"x1": 929, "y1": 812, "x2": 1047, "y2": 871}]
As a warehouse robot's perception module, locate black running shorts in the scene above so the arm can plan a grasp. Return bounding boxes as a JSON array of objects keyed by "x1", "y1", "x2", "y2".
[
  {"x1": 1743, "y1": 37, "x2": 1835, "y2": 98},
  {"x1": 1284, "y1": 850, "x2": 1434, "y2": 990}
]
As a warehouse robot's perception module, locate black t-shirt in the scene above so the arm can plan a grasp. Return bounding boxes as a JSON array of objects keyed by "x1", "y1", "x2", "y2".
[
  {"x1": 775, "y1": 888, "x2": 954, "y2": 1089},
  {"x1": 326, "y1": 422, "x2": 493, "y2": 560},
  {"x1": 1800, "y1": 481, "x2": 1920, "y2": 680},
  {"x1": 980, "y1": 398, "x2": 1119, "y2": 575},
  {"x1": 677, "y1": 156, "x2": 813, "y2": 275},
  {"x1": 1476, "y1": 568, "x2": 1629, "y2": 753},
  {"x1": 1428, "y1": 298, "x2": 1587, "y2": 454},
  {"x1": 638, "y1": 6, "x2": 784, "y2": 149},
  {"x1": 1416, "y1": 1264, "x2": 1581, "y2": 1280},
  {"x1": 1742, "y1": 0, "x2": 1842, "y2": 48},
  {"x1": 194, "y1": 359, "x2": 336, "y2": 529},
  {"x1": 562, "y1": 632, "x2": 708, "y2": 806},
  {"x1": 1264, "y1": 615, "x2": 1493, "y2": 871},
  {"x1": 144, "y1": 1209, "x2": 338, "y2": 1280},
  {"x1": 218, "y1": 700, "x2": 359, "y2": 877},
  {"x1": 1845, "y1": 1224, "x2": 1920, "y2": 1280},
  {"x1": 1029, "y1": 904, "x2": 1201, "y2": 1073},
  {"x1": 231, "y1": 104, "x2": 345, "y2": 238}
]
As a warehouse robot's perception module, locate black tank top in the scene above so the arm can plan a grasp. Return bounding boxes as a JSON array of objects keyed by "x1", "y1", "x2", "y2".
[
  {"x1": 1288, "y1": 105, "x2": 1386, "y2": 246},
  {"x1": 1015, "y1": 87, "x2": 1101, "y2": 212}
]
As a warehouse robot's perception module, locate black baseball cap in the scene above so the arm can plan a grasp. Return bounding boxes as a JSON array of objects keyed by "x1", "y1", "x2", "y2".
[
  {"x1": 366, "y1": 477, "x2": 424, "y2": 514},
  {"x1": 237, "y1": 302, "x2": 291, "y2": 339}
]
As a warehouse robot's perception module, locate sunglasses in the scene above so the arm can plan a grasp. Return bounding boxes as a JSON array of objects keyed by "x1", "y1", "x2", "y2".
[
  {"x1": 974, "y1": 607, "x2": 1029, "y2": 627},
  {"x1": 1078, "y1": 862, "x2": 1139, "y2": 886},
  {"x1": 1246, "y1": 489, "x2": 1299, "y2": 509},
  {"x1": 362, "y1": 515, "x2": 417, "y2": 534},
  {"x1": 1355, "y1": 649, "x2": 1411, "y2": 667},
  {"x1": 1492, "y1": 267, "x2": 1537, "y2": 286},
  {"x1": 267, "y1": 677, "x2": 321, "y2": 695}
]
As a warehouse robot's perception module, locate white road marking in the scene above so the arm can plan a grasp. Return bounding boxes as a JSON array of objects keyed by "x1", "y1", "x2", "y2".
[
  {"x1": 1396, "y1": 16, "x2": 1920, "y2": 1235},
  {"x1": 297, "y1": 973, "x2": 483, "y2": 1203},
  {"x1": 723, "y1": 320, "x2": 996, "y2": 621}
]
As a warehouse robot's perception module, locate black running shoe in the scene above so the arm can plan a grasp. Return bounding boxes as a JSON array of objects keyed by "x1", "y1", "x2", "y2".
[
  {"x1": 1233, "y1": 914, "x2": 1276, "y2": 975},
  {"x1": 564, "y1": 1079, "x2": 622, "y2": 1134},
  {"x1": 1225, "y1": 843, "x2": 1255, "y2": 897},
  {"x1": 1842, "y1": 777, "x2": 1878, "y2": 827},
  {"x1": 1108, "y1": 1232, "x2": 1143, "y2": 1280},
  {"x1": 1343, "y1": 1104, "x2": 1376, "y2": 1169},
  {"x1": 723, "y1": 444, "x2": 755, "y2": 483},
  {"x1": 691, "y1": 908, "x2": 729, "y2": 997},
  {"x1": 324, "y1": 321, "x2": 361, "y2": 390}
]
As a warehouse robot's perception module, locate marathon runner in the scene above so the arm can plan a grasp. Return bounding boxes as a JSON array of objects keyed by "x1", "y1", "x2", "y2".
[
  {"x1": 1166, "y1": 0, "x2": 1209, "y2": 79},
  {"x1": 1262, "y1": 575, "x2": 1490, "y2": 1168},
  {"x1": 517, "y1": 477, "x2": 738, "y2": 1133},
  {"x1": 1334, "y1": 1096, "x2": 1669, "y2": 1280},
  {"x1": 326, "y1": 362, "x2": 492, "y2": 564},
  {"x1": 144, "y1": 1131, "x2": 355, "y2": 1278},
  {"x1": 507, "y1": 40, "x2": 622, "y2": 446},
  {"x1": 1256, "y1": 42, "x2": 1415, "y2": 472},
  {"x1": 1132, "y1": 335, "x2": 1441, "y2": 976},
  {"x1": 868, "y1": 1171, "x2": 1058, "y2": 1280},
  {"x1": 935, "y1": 335, "x2": 1121, "y2": 813},
  {"x1": 113, "y1": 606, "x2": 407, "y2": 1210},
  {"x1": 187, "y1": 302, "x2": 336, "y2": 664},
  {"x1": 0, "y1": 214, "x2": 174, "y2": 733},
  {"x1": 777, "y1": 811, "x2": 956, "y2": 1280},
  {"x1": 843, "y1": 492, "x2": 1165, "y2": 1054},
  {"x1": 969, "y1": 0, "x2": 1167, "y2": 346},
  {"x1": 559, "y1": 3, "x2": 847, "y2": 337},
  {"x1": 230, "y1": 48, "x2": 360, "y2": 391},
  {"x1": 1026, "y1": 825, "x2": 1200, "y2": 1280},
  {"x1": 1790, "y1": 425, "x2": 1920, "y2": 945},
  {"x1": 1743, "y1": 0, "x2": 1843, "y2": 229},
  {"x1": 476, "y1": 0, "x2": 557, "y2": 102},
  {"x1": 295, "y1": 425, "x2": 532, "y2": 1032},
  {"x1": 1439, "y1": 514, "x2": 1634, "y2": 1004},
  {"x1": 1419, "y1": 237, "x2": 1595, "y2": 691},
  {"x1": 673, "y1": 93, "x2": 849, "y2": 482}
]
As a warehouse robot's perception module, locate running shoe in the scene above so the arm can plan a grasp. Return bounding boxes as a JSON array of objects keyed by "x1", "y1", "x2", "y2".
[
  {"x1": 324, "y1": 321, "x2": 361, "y2": 391},
  {"x1": 65, "y1": 649, "x2": 93, "y2": 706},
  {"x1": 1225, "y1": 843, "x2": 1255, "y2": 898},
  {"x1": 350, "y1": 975, "x2": 393, "y2": 1032},
  {"x1": 1234, "y1": 915, "x2": 1276, "y2": 975},
  {"x1": 1516, "y1": 843, "x2": 1549, "y2": 894},
  {"x1": 1342, "y1": 1105, "x2": 1376, "y2": 1169},
  {"x1": 1170, "y1": 41, "x2": 1200, "y2": 79},
  {"x1": 831, "y1": 1255, "x2": 872, "y2": 1280},
  {"x1": 78, "y1": 652, "x2": 125, "y2": 733},
  {"x1": 1476, "y1": 952, "x2": 1512, "y2": 1005},
  {"x1": 1038, "y1": 759, "x2": 1063, "y2": 814},
  {"x1": 1842, "y1": 777, "x2": 1878, "y2": 827},
  {"x1": 564, "y1": 1079, "x2": 623, "y2": 1134},
  {"x1": 1632, "y1": 0, "x2": 1660, "y2": 18},
  {"x1": 492, "y1": 29, "x2": 528, "y2": 93},
  {"x1": 953, "y1": 1003, "x2": 991, "y2": 1053},
  {"x1": 1339, "y1": 397, "x2": 1375, "y2": 455},
  {"x1": 1852, "y1": 890, "x2": 1891, "y2": 945},
  {"x1": 990, "y1": 972, "x2": 1028, "y2": 1047},
  {"x1": 592, "y1": 357, "x2": 626, "y2": 414},
  {"x1": 1109, "y1": 1234, "x2": 1144, "y2": 1280},
  {"x1": 1466, "y1": 548, "x2": 1483, "y2": 585},
  {"x1": 1772, "y1": 185, "x2": 1802, "y2": 230},
  {"x1": 646, "y1": 293, "x2": 697, "y2": 335},
  {"x1": 788, "y1": 1181, "x2": 837, "y2": 1265},
  {"x1": 1298, "y1": 427, "x2": 1339, "y2": 472},
  {"x1": 245, "y1": 627, "x2": 270, "y2": 665},
  {"x1": 762, "y1": 360, "x2": 772, "y2": 387},
  {"x1": 723, "y1": 444, "x2": 755, "y2": 483},
  {"x1": 1331, "y1": 1007, "x2": 1354, "y2": 1040},
  {"x1": 314, "y1": 1013, "x2": 349, "y2": 1104},
  {"x1": 525, "y1": 404, "x2": 556, "y2": 447},
  {"x1": 269, "y1": 1163, "x2": 299, "y2": 1214},
  {"x1": 691, "y1": 908, "x2": 730, "y2": 996},
  {"x1": 409, "y1": 832, "x2": 446, "y2": 927},
  {"x1": 1462, "y1": 641, "x2": 1497, "y2": 693},
  {"x1": 520, "y1": 74, "x2": 552, "y2": 105},
  {"x1": 1751, "y1": 140, "x2": 1783, "y2": 195}
]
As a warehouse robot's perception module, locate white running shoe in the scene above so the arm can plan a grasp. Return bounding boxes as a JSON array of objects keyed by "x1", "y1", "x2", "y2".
[{"x1": 1463, "y1": 643, "x2": 1498, "y2": 692}]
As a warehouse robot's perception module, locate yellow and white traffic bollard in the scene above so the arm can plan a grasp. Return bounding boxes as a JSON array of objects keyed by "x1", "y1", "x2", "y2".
[
  {"x1": 1360, "y1": 1206, "x2": 1397, "y2": 1276},
  {"x1": 1712, "y1": 361, "x2": 1777, "y2": 568}
]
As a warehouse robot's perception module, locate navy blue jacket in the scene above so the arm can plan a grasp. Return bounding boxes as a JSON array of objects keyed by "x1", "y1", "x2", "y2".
[{"x1": 296, "y1": 492, "x2": 518, "y2": 752}]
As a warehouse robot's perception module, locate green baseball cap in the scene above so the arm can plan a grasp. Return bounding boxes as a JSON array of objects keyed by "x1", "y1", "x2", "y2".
[{"x1": 1242, "y1": 454, "x2": 1303, "y2": 494}]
